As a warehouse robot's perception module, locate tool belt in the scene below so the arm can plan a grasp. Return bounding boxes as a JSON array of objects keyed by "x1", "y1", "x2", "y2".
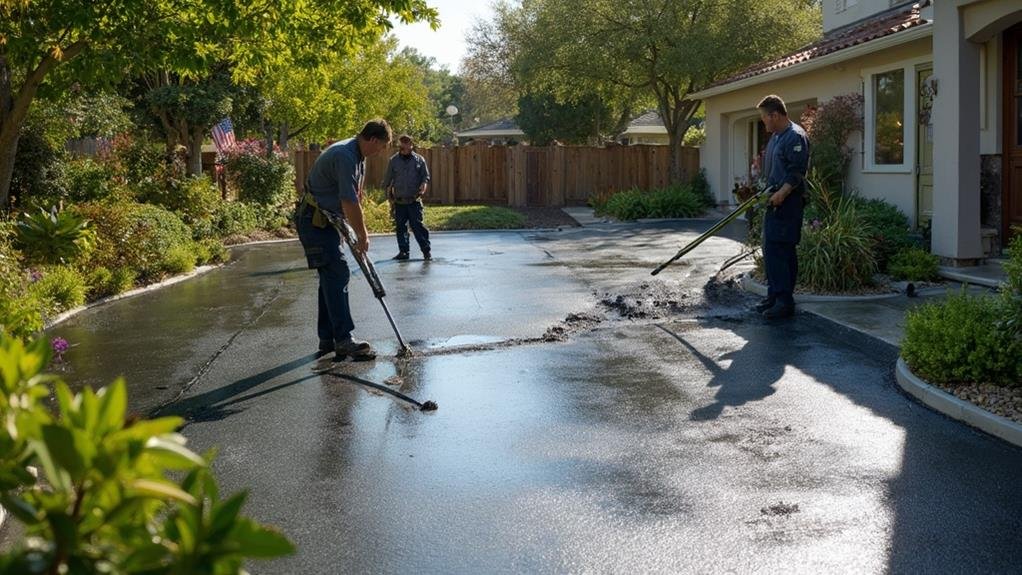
[{"x1": 299, "y1": 191, "x2": 330, "y2": 228}]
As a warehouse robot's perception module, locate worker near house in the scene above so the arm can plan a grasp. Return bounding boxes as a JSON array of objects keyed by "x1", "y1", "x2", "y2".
[
  {"x1": 382, "y1": 134, "x2": 432, "y2": 261},
  {"x1": 297, "y1": 119, "x2": 393, "y2": 360},
  {"x1": 755, "y1": 95, "x2": 810, "y2": 319}
]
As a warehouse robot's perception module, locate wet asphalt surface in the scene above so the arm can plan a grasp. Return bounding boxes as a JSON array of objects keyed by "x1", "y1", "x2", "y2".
[{"x1": 50, "y1": 220, "x2": 1022, "y2": 574}]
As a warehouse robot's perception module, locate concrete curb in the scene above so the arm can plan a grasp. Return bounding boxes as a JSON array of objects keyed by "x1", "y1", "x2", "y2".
[
  {"x1": 937, "y1": 267, "x2": 1004, "y2": 289},
  {"x1": 739, "y1": 272, "x2": 901, "y2": 303},
  {"x1": 895, "y1": 359, "x2": 1022, "y2": 448}
]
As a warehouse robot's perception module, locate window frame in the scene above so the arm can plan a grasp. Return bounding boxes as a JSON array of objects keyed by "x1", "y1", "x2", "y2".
[{"x1": 862, "y1": 58, "x2": 931, "y2": 174}]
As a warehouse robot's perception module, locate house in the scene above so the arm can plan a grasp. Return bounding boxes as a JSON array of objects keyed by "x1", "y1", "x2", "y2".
[
  {"x1": 618, "y1": 110, "x2": 671, "y2": 145},
  {"x1": 693, "y1": 0, "x2": 1022, "y2": 264},
  {"x1": 455, "y1": 118, "x2": 525, "y2": 145}
]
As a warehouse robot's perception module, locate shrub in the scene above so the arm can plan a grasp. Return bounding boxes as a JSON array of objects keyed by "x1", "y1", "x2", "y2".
[
  {"x1": 138, "y1": 173, "x2": 221, "y2": 225},
  {"x1": 224, "y1": 141, "x2": 296, "y2": 208},
  {"x1": 207, "y1": 200, "x2": 261, "y2": 238},
  {"x1": 10, "y1": 126, "x2": 63, "y2": 209},
  {"x1": 690, "y1": 169, "x2": 714, "y2": 209},
  {"x1": 799, "y1": 94, "x2": 863, "y2": 190},
  {"x1": 85, "y1": 266, "x2": 136, "y2": 300},
  {"x1": 162, "y1": 244, "x2": 197, "y2": 275},
  {"x1": 57, "y1": 157, "x2": 117, "y2": 204},
  {"x1": 0, "y1": 221, "x2": 43, "y2": 339},
  {"x1": 15, "y1": 207, "x2": 95, "y2": 265},
  {"x1": 0, "y1": 335, "x2": 294, "y2": 573},
  {"x1": 29, "y1": 265, "x2": 87, "y2": 314},
  {"x1": 683, "y1": 125, "x2": 705, "y2": 147},
  {"x1": 797, "y1": 198, "x2": 878, "y2": 292},
  {"x1": 888, "y1": 246, "x2": 939, "y2": 282},
  {"x1": 196, "y1": 238, "x2": 230, "y2": 264},
  {"x1": 902, "y1": 290, "x2": 1022, "y2": 386},
  {"x1": 851, "y1": 196, "x2": 912, "y2": 271},
  {"x1": 1000, "y1": 230, "x2": 1022, "y2": 340},
  {"x1": 74, "y1": 202, "x2": 193, "y2": 282},
  {"x1": 595, "y1": 184, "x2": 705, "y2": 220}
]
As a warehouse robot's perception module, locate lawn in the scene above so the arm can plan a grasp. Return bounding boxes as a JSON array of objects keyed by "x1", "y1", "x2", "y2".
[{"x1": 362, "y1": 200, "x2": 526, "y2": 233}]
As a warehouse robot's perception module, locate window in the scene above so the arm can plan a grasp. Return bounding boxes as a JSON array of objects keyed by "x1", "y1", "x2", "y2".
[{"x1": 873, "y1": 69, "x2": 905, "y2": 165}]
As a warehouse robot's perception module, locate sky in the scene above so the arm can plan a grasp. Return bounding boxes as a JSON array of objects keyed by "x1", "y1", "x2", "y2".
[{"x1": 393, "y1": 0, "x2": 494, "y2": 73}]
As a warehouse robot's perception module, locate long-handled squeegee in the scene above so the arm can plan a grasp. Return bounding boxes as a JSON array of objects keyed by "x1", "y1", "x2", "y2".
[
  {"x1": 650, "y1": 186, "x2": 774, "y2": 276},
  {"x1": 322, "y1": 211, "x2": 414, "y2": 357}
]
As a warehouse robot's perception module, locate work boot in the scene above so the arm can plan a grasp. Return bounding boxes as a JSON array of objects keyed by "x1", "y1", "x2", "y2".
[
  {"x1": 335, "y1": 338, "x2": 376, "y2": 361},
  {"x1": 318, "y1": 339, "x2": 334, "y2": 354},
  {"x1": 393, "y1": 252, "x2": 409, "y2": 260},
  {"x1": 754, "y1": 297, "x2": 776, "y2": 313},
  {"x1": 763, "y1": 301, "x2": 795, "y2": 320},
  {"x1": 422, "y1": 251, "x2": 432, "y2": 261}
]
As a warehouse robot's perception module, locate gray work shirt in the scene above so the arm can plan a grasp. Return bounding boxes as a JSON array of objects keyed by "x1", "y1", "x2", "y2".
[
  {"x1": 764, "y1": 121, "x2": 810, "y2": 192},
  {"x1": 382, "y1": 152, "x2": 430, "y2": 200},
  {"x1": 306, "y1": 138, "x2": 363, "y2": 213}
]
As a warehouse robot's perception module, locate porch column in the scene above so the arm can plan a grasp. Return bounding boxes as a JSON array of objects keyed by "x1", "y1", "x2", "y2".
[
  {"x1": 931, "y1": 0, "x2": 983, "y2": 262},
  {"x1": 703, "y1": 108, "x2": 729, "y2": 206}
]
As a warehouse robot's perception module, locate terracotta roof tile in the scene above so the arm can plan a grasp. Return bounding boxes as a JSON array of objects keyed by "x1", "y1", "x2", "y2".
[{"x1": 704, "y1": 1, "x2": 931, "y2": 91}]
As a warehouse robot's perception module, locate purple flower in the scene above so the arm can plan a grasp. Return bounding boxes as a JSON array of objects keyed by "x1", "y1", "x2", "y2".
[
  {"x1": 28, "y1": 269, "x2": 43, "y2": 283},
  {"x1": 811, "y1": 219, "x2": 822, "y2": 230},
  {"x1": 51, "y1": 337, "x2": 70, "y2": 355}
]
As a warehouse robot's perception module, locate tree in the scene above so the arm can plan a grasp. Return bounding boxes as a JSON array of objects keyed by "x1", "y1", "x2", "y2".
[
  {"x1": 516, "y1": 91, "x2": 613, "y2": 145},
  {"x1": 472, "y1": 0, "x2": 820, "y2": 182},
  {"x1": 0, "y1": 0, "x2": 438, "y2": 206}
]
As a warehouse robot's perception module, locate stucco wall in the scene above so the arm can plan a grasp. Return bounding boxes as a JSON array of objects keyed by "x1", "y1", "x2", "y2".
[{"x1": 702, "y1": 37, "x2": 933, "y2": 226}]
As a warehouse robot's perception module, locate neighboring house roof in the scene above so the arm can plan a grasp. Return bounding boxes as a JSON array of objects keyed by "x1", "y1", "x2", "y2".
[
  {"x1": 620, "y1": 110, "x2": 668, "y2": 135},
  {"x1": 456, "y1": 118, "x2": 525, "y2": 138},
  {"x1": 691, "y1": 0, "x2": 932, "y2": 99}
]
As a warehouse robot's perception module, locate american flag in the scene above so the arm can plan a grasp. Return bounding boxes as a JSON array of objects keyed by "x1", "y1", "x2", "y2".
[{"x1": 211, "y1": 117, "x2": 236, "y2": 154}]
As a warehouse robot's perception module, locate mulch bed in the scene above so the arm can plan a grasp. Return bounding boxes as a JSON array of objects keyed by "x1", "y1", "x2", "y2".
[{"x1": 512, "y1": 207, "x2": 582, "y2": 229}]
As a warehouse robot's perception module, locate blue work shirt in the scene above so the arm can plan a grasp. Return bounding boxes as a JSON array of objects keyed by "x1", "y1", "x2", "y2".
[
  {"x1": 382, "y1": 152, "x2": 431, "y2": 201},
  {"x1": 306, "y1": 138, "x2": 363, "y2": 213},
  {"x1": 764, "y1": 121, "x2": 810, "y2": 192}
]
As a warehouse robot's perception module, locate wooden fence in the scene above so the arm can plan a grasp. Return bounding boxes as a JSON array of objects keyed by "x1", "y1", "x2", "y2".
[{"x1": 291, "y1": 144, "x2": 699, "y2": 207}]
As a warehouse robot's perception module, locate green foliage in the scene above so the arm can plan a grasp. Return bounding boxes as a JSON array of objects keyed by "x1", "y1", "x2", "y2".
[
  {"x1": 223, "y1": 143, "x2": 295, "y2": 208},
  {"x1": 1004, "y1": 230, "x2": 1022, "y2": 297},
  {"x1": 28, "y1": 266, "x2": 88, "y2": 314},
  {"x1": 15, "y1": 207, "x2": 95, "y2": 266},
  {"x1": 690, "y1": 169, "x2": 714, "y2": 209},
  {"x1": 138, "y1": 174, "x2": 221, "y2": 225},
  {"x1": 799, "y1": 94, "x2": 863, "y2": 189},
  {"x1": 360, "y1": 192, "x2": 526, "y2": 233},
  {"x1": 195, "y1": 239, "x2": 230, "y2": 265},
  {"x1": 683, "y1": 125, "x2": 706, "y2": 147},
  {"x1": 56, "y1": 157, "x2": 117, "y2": 204},
  {"x1": 0, "y1": 334, "x2": 295, "y2": 573},
  {"x1": 797, "y1": 198, "x2": 878, "y2": 293},
  {"x1": 0, "y1": 221, "x2": 43, "y2": 339},
  {"x1": 516, "y1": 91, "x2": 613, "y2": 144},
  {"x1": 208, "y1": 201, "x2": 261, "y2": 238},
  {"x1": 902, "y1": 290, "x2": 1022, "y2": 386},
  {"x1": 999, "y1": 230, "x2": 1022, "y2": 340},
  {"x1": 851, "y1": 196, "x2": 912, "y2": 272},
  {"x1": 162, "y1": 245, "x2": 198, "y2": 275},
  {"x1": 73, "y1": 202, "x2": 193, "y2": 282},
  {"x1": 10, "y1": 127, "x2": 63, "y2": 209},
  {"x1": 85, "y1": 266, "x2": 137, "y2": 300},
  {"x1": 593, "y1": 185, "x2": 706, "y2": 221},
  {"x1": 887, "y1": 247, "x2": 939, "y2": 282}
]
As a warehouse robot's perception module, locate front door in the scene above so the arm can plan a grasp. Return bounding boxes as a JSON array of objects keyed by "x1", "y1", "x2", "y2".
[
  {"x1": 1005, "y1": 25, "x2": 1022, "y2": 243},
  {"x1": 917, "y1": 66, "x2": 935, "y2": 226}
]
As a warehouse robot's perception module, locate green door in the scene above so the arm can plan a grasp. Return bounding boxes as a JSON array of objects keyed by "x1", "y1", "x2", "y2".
[{"x1": 917, "y1": 66, "x2": 934, "y2": 226}]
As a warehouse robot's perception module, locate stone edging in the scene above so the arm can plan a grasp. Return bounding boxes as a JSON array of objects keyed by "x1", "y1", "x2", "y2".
[
  {"x1": 739, "y1": 272, "x2": 901, "y2": 303},
  {"x1": 895, "y1": 359, "x2": 1022, "y2": 448}
]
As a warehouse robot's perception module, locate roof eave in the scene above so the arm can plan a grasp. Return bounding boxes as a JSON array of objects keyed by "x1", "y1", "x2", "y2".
[{"x1": 688, "y1": 22, "x2": 933, "y2": 101}]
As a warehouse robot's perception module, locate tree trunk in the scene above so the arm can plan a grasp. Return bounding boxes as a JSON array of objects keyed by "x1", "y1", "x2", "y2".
[
  {"x1": 0, "y1": 128, "x2": 20, "y2": 208},
  {"x1": 188, "y1": 127, "x2": 203, "y2": 176},
  {"x1": 279, "y1": 122, "x2": 289, "y2": 151}
]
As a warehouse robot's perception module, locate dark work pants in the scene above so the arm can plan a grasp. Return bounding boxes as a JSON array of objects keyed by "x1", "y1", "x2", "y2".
[
  {"x1": 764, "y1": 240, "x2": 798, "y2": 307},
  {"x1": 297, "y1": 207, "x2": 355, "y2": 344},
  {"x1": 393, "y1": 201, "x2": 430, "y2": 255}
]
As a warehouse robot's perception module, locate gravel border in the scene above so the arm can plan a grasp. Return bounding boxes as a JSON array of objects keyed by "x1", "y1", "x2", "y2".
[
  {"x1": 739, "y1": 272, "x2": 902, "y2": 302},
  {"x1": 896, "y1": 359, "x2": 1022, "y2": 448}
]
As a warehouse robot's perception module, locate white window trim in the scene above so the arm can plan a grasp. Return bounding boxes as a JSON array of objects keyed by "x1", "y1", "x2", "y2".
[{"x1": 861, "y1": 58, "x2": 931, "y2": 174}]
